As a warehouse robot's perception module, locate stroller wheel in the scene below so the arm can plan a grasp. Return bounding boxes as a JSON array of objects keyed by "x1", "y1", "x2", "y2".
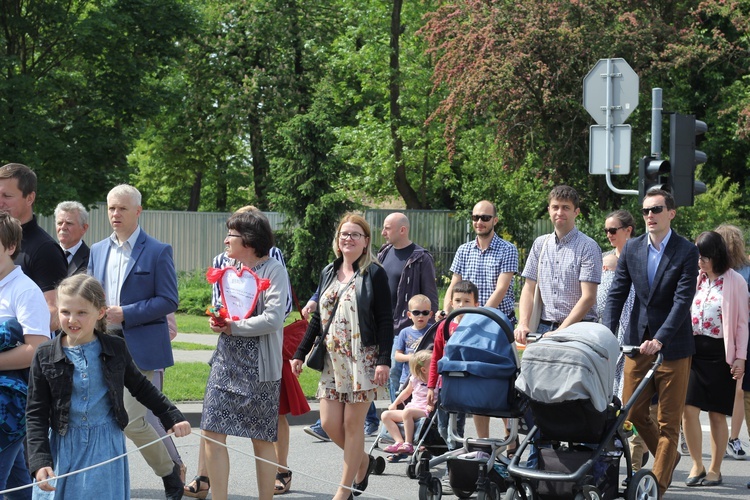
[
  {"x1": 625, "y1": 469, "x2": 658, "y2": 500},
  {"x1": 407, "y1": 462, "x2": 417, "y2": 479},
  {"x1": 477, "y1": 482, "x2": 503, "y2": 500},
  {"x1": 374, "y1": 456, "x2": 386, "y2": 475},
  {"x1": 503, "y1": 482, "x2": 535, "y2": 500},
  {"x1": 574, "y1": 485, "x2": 601, "y2": 500},
  {"x1": 418, "y1": 476, "x2": 442, "y2": 500}
]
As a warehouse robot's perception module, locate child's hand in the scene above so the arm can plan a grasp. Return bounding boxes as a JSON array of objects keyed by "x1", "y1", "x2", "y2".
[
  {"x1": 169, "y1": 421, "x2": 192, "y2": 438},
  {"x1": 427, "y1": 388, "x2": 435, "y2": 407},
  {"x1": 35, "y1": 467, "x2": 56, "y2": 491},
  {"x1": 388, "y1": 402, "x2": 398, "y2": 411}
]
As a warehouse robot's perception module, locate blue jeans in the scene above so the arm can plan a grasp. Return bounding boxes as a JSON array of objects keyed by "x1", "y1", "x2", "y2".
[
  {"x1": 365, "y1": 402, "x2": 378, "y2": 427},
  {"x1": 437, "y1": 408, "x2": 466, "y2": 450},
  {"x1": 389, "y1": 343, "x2": 403, "y2": 403},
  {"x1": 526, "y1": 322, "x2": 554, "y2": 469},
  {"x1": 0, "y1": 439, "x2": 32, "y2": 500}
]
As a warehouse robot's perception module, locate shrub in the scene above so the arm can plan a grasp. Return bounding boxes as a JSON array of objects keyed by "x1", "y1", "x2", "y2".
[{"x1": 178, "y1": 270, "x2": 212, "y2": 315}]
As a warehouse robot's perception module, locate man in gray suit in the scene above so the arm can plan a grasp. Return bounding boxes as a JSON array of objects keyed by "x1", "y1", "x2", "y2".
[
  {"x1": 55, "y1": 201, "x2": 90, "y2": 276},
  {"x1": 604, "y1": 189, "x2": 699, "y2": 497}
]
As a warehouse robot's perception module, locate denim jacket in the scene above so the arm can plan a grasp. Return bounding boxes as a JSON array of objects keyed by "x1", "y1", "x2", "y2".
[
  {"x1": 293, "y1": 258, "x2": 393, "y2": 366},
  {"x1": 26, "y1": 332, "x2": 185, "y2": 474}
]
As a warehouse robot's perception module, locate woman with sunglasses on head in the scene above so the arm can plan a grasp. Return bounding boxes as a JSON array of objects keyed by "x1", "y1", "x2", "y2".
[
  {"x1": 292, "y1": 213, "x2": 392, "y2": 500},
  {"x1": 682, "y1": 231, "x2": 748, "y2": 487}
]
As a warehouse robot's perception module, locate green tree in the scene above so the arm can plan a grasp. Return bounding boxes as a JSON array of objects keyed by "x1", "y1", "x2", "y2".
[{"x1": 0, "y1": 0, "x2": 195, "y2": 212}]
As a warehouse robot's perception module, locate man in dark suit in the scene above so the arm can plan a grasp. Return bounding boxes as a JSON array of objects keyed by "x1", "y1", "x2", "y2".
[
  {"x1": 54, "y1": 201, "x2": 90, "y2": 276},
  {"x1": 604, "y1": 189, "x2": 699, "y2": 497},
  {"x1": 87, "y1": 184, "x2": 184, "y2": 499}
]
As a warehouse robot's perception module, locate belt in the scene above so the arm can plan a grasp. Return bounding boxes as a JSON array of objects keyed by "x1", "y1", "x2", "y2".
[{"x1": 539, "y1": 318, "x2": 596, "y2": 330}]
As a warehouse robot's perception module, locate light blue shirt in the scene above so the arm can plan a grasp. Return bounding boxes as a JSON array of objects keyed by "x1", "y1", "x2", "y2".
[
  {"x1": 105, "y1": 226, "x2": 141, "y2": 328},
  {"x1": 647, "y1": 229, "x2": 673, "y2": 287}
]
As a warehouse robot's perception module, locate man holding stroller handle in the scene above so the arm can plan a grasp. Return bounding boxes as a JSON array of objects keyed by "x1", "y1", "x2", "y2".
[
  {"x1": 603, "y1": 189, "x2": 699, "y2": 498},
  {"x1": 514, "y1": 185, "x2": 602, "y2": 345},
  {"x1": 443, "y1": 200, "x2": 518, "y2": 440}
]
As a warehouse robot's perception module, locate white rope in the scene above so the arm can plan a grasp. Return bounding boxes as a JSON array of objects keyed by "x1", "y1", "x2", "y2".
[{"x1": 0, "y1": 431, "x2": 398, "y2": 499}]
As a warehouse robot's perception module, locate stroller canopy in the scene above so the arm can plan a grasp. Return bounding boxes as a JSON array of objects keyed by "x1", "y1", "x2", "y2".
[{"x1": 515, "y1": 322, "x2": 619, "y2": 412}]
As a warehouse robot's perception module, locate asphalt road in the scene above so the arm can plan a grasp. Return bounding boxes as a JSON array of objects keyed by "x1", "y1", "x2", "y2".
[{"x1": 125, "y1": 411, "x2": 750, "y2": 499}]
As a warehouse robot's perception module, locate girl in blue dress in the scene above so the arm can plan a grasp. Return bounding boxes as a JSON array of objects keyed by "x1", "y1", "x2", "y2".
[{"x1": 26, "y1": 274, "x2": 191, "y2": 499}]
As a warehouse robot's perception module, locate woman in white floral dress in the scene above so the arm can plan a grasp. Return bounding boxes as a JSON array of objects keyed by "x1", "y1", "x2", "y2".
[
  {"x1": 683, "y1": 231, "x2": 748, "y2": 487},
  {"x1": 292, "y1": 213, "x2": 392, "y2": 500}
]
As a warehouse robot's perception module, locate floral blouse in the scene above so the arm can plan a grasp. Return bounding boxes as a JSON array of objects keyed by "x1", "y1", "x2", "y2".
[{"x1": 691, "y1": 273, "x2": 724, "y2": 339}]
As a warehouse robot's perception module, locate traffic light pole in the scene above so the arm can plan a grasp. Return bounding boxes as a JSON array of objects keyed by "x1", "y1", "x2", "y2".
[{"x1": 651, "y1": 88, "x2": 662, "y2": 159}]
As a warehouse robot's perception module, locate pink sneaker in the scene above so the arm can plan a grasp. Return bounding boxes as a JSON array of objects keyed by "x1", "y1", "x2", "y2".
[
  {"x1": 384, "y1": 443, "x2": 403, "y2": 453},
  {"x1": 398, "y1": 442, "x2": 415, "y2": 454}
]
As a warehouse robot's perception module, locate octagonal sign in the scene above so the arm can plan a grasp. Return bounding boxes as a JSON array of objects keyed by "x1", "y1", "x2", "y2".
[{"x1": 583, "y1": 58, "x2": 639, "y2": 125}]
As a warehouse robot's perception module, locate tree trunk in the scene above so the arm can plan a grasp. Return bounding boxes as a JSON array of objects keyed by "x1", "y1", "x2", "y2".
[
  {"x1": 216, "y1": 159, "x2": 228, "y2": 212},
  {"x1": 248, "y1": 108, "x2": 269, "y2": 207},
  {"x1": 390, "y1": 0, "x2": 422, "y2": 209},
  {"x1": 187, "y1": 169, "x2": 202, "y2": 211}
]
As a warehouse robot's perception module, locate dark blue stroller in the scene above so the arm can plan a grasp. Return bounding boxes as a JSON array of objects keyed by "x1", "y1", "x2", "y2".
[{"x1": 417, "y1": 307, "x2": 528, "y2": 500}]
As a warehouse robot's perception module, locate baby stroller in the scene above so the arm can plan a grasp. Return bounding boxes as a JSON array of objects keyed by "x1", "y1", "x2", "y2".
[
  {"x1": 506, "y1": 323, "x2": 662, "y2": 500},
  {"x1": 369, "y1": 321, "x2": 449, "y2": 478},
  {"x1": 417, "y1": 307, "x2": 529, "y2": 500}
]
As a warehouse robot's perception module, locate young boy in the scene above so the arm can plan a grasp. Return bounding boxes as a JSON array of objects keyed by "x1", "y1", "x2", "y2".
[
  {"x1": 427, "y1": 280, "x2": 480, "y2": 451},
  {"x1": 393, "y1": 294, "x2": 434, "y2": 393},
  {"x1": 0, "y1": 212, "x2": 51, "y2": 494}
]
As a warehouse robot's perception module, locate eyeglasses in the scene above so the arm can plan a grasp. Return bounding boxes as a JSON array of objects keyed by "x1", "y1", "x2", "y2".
[
  {"x1": 604, "y1": 226, "x2": 625, "y2": 235},
  {"x1": 699, "y1": 256, "x2": 711, "y2": 263},
  {"x1": 641, "y1": 205, "x2": 666, "y2": 216},
  {"x1": 226, "y1": 233, "x2": 242, "y2": 239},
  {"x1": 471, "y1": 214, "x2": 494, "y2": 222},
  {"x1": 338, "y1": 232, "x2": 364, "y2": 241},
  {"x1": 410, "y1": 310, "x2": 431, "y2": 316}
]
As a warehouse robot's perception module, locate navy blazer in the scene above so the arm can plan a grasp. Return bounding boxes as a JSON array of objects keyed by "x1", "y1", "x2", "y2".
[
  {"x1": 67, "y1": 240, "x2": 90, "y2": 276},
  {"x1": 87, "y1": 229, "x2": 179, "y2": 370},
  {"x1": 603, "y1": 230, "x2": 699, "y2": 361}
]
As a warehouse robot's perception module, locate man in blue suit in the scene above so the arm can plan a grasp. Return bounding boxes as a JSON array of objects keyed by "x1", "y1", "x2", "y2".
[
  {"x1": 604, "y1": 189, "x2": 699, "y2": 498},
  {"x1": 88, "y1": 184, "x2": 184, "y2": 499}
]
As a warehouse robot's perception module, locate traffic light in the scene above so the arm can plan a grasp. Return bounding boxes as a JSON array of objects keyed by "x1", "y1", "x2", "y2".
[
  {"x1": 638, "y1": 156, "x2": 670, "y2": 202},
  {"x1": 669, "y1": 113, "x2": 707, "y2": 207}
]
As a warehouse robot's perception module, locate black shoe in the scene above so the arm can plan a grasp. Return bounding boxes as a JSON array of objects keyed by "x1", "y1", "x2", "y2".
[
  {"x1": 685, "y1": 469, "x2": 706, "y2": 487},
  {"x1": 163, "y1": 462, "x2": 185, "y2": 500},
  {"x1": 352, "y1": 455, "x2": 375, "y2": 497}
]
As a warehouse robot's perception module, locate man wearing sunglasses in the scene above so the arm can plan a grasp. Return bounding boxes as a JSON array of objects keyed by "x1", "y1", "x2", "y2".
[
  {"x1": 377, "y1": 213, "x2": 439, "y2": 403},
  {"x1": 444, "y1": 200, "x2": 519, "y2": 321},
  {"x1": 603, "y1": 189, "x2": 698, "y2": 498}
]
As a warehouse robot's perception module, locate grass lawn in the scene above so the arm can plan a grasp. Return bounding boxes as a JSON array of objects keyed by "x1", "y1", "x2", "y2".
[
  {"x1": 164, "y1": 361, "x2": 321, "y2": 402},
  {"x1": 171, "y1": 341, "x2": 214, "y2": 351},
  {"x1": 175, "y1": 313, "x2": 213, "y2": 334}
]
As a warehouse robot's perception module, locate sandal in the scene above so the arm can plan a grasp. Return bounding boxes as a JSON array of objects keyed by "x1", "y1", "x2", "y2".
[
  {"x1": 184, "y1": 475, "x2": 210, "y2": 499},
  {"x1": 383, "y1": 442, "x2": 404, "y2": 453},
  {"x1": 274, "y1": 470, "x2": 292, "y2": 495},
  {"x1": 386, "y1": 453, "x2": 408, "y2": 463}
]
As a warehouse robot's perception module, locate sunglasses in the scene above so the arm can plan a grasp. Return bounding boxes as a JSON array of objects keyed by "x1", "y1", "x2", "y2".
[
  {"x1": 410, "y1": 310, "x2": 431, "y2": 316},
  {"x1": 471, "y1": 214, "x2": 494, "y2": 222},
  {"x1": 641, "y1": 205, "x2": 666, "y2": 216},
  {"x1": 604, "y1": 226, "x2": 625, "y2": 235}
]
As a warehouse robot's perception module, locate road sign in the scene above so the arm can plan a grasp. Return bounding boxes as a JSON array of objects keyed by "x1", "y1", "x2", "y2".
[
  {"x1": 583, "y1": 58, "x2": 639, "y2": 125},
  {"x1": 589, "y1": 125, "x2": 631, "y2": 175}
]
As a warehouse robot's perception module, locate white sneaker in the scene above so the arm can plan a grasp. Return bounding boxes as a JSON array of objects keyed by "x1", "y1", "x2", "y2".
[
  {"x1": 679, "y1": 431, "x2": 689, "y2": 456},
  {"x1": 727, "y1": 438, "x2": 747, "y2": 460}
]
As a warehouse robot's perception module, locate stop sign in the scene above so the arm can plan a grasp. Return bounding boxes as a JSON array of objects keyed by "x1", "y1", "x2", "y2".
[{"x1": 583, "y1": 58, "x2": 639, "y2": 125}]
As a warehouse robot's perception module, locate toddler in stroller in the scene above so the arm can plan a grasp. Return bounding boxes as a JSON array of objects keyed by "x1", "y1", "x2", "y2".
[
  {"x1": 508, "y1": 322, "x2": 661, "y2": 500},
  {"x1": 381, "y1": 350, "x2": 434, "y2": 455}
]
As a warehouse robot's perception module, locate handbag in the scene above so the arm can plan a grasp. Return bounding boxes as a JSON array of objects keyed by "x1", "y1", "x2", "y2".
[
  {"x1": 528, "y1": 234, "x2": 551, "y2": 334},
  {"x1": 306, "y1": 271, "x2": 359, "y2": 371}
]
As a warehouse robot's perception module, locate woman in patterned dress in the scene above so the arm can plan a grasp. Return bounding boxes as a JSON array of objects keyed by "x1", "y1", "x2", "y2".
[
  {"x1": 292, "y1": 213, "x2": 392, "y2": 500},
  {"x1": 683, "y1": 231, "x2": 748, "y2": 487},
  {"x1": 201, "y1": 211, "x2": 289, "y2": 500}
]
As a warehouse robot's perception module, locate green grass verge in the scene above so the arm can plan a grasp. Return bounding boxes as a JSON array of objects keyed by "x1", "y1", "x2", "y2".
[
  {"x1": 175, "y1": 313, "x2": 213, "y2": 334},
  {"x1": 171, "y1": 341, "x2": 214, "y2": 351},
  {"x1": 164, "y1": 361, "x2": 321, "y2": 402}
]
